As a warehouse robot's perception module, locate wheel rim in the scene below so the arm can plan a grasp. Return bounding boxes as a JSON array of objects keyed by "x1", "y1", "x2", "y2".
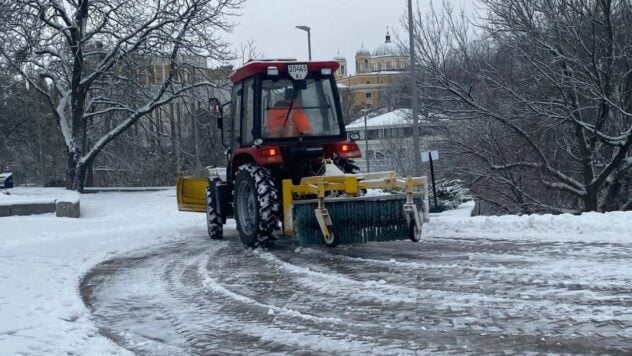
[
  {"x1": 237, "y1": 180, "x2": 256, "y2": 236},
  {"x1": 323, "y1": 225, "x2": 336, "y2": 246}
]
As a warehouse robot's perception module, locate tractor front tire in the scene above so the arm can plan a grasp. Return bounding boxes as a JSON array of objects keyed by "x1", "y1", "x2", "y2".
[
  {"x1": 234, "y1": 164, "x2": 280, "y2": 248},
  {"x1": 206, "y1": 178, "x2": 223, "y2": 240}
]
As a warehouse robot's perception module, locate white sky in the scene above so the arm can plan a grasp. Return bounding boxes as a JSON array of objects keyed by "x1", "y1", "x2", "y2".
[{"x1": 225, "y1": 0, "x2": 478, "y2": 74}]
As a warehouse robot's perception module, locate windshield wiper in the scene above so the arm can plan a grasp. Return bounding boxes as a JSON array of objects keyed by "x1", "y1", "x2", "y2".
[{"x1": 281, "y1": 90, "x2": 299, "y2": 129}]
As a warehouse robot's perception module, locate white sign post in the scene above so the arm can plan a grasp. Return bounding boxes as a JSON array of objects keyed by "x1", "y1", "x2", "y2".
[
  {"x1": 420, "y1": 150, "x2": 439, "y2": 209},
  {"x1": 420, "y1": 150, "x2": 439, "y2": 162}
]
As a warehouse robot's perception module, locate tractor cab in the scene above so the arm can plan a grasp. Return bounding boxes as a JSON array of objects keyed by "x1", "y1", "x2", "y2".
[{"x1": 214, "y1": 60, "x2": 361, "y2": 184}]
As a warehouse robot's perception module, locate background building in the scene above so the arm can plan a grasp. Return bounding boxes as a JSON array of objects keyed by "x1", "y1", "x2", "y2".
[
  {"x1": 346, "y1": 109, "x2": 444, "y2": 175},
  {"x1": 335, "y1": 30, "x2": 408, "y2": 112}
]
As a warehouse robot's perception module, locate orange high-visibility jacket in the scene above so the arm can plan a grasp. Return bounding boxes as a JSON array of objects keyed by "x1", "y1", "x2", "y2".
[{"x1": 266, "y1": 100, "x2": 312, "y2": 137}]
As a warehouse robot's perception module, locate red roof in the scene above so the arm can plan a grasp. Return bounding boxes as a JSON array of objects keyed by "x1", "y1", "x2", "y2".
[{"x1": 228, "y1": 60, "x2": 340, "y2": 83}]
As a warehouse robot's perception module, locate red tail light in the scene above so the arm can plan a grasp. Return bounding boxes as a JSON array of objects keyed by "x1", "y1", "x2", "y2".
[
  {"x1": 335, "y1": 142, "x2": 361, "y2": 158},
  {"x1": 261, "y1": 147, "x2": 278, "y2": 157}
]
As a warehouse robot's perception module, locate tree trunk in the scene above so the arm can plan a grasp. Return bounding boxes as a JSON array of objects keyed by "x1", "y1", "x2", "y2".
[
  {"x1": 65, "y1": 150, "x2": 78, "y2": 191},
  {"x1": 85, "y1": 159, "x2": 94, "y2": 188},
  {"x1": 583, "y1": 189, "x2": 598, "y2": 212}
]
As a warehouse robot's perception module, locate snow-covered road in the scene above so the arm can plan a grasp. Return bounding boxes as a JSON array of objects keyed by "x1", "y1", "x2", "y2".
[
  {"x1": 1, "y1": 189, "x2": 631, "y2": 354},
  {"x1": 82, "y1": 234, "x2": 632, "y2": 354}
]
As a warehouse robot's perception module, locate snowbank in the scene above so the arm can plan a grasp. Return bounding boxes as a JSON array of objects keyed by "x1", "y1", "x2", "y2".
[
  {"x1": 0, "y1": 189, "x2": 204, "y2": 355},
  {"x1": 426, "y1": 201, "x2": 632, "y2": 244},
  {"x1": 0, "y1": 187, "x2": 79, "y2": 205}
]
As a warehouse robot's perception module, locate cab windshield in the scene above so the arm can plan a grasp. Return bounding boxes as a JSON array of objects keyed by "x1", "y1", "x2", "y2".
[{"x1": 261, "y1": 78, "x2": 341, "y2": 139}]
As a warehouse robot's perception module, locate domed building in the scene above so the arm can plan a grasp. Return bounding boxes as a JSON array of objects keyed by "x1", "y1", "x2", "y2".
[
  {"x1": 333, "y1": 52, "x2": 347, "y2": 79},
  {"x1": 335, "y1": 29, "x2": 409, "y2": 111},
  {"x1": 346, "y1": 30, "x2": 408, "y2": 76}
]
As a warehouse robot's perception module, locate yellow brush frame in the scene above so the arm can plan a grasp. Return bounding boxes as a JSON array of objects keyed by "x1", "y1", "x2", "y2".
[{"x1": 282, "y1": 172, "x2": 429, "y2": 238}]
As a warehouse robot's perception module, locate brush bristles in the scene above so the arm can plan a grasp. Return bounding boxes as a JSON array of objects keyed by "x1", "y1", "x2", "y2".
[{"x1": 292, "y1": 195, "x2": 423, "y2": 246}]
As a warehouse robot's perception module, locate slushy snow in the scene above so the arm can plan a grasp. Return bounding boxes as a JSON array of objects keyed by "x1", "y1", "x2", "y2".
[{"x1": 0, "y1": 189, "x2": 630, "y2": 354}]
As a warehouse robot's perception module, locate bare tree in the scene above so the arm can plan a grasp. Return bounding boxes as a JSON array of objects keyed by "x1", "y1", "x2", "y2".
[
  {"x1": 0, "y1": 0, "x2": 242, "y2": 191},
  {"x1": 0, "y1": 63, "x2": 65, "y2": 185},
  {"x1": 411, "y1": 0, "x2": 632, "y2": 213},
  {"x1": 238, "y1": 39, "x2": 264, "y2": 64}
]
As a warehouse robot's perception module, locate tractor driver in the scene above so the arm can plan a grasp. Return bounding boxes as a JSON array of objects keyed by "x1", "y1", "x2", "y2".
[{"x1": 265, "y1": 94, "x2": 313, "y2": 138}]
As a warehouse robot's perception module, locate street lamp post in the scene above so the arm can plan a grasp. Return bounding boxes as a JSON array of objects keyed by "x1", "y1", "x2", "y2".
[
  {"x1": 407, "y1": 0, "x2": 422, "y2": 177},
  {"x1": 295, "y1": 25, "x2": 312, "y2": 60}
]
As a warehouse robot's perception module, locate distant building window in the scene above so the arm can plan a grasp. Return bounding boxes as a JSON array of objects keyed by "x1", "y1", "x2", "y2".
[
  {"x1": 341, "y1": 65, "x2": 345, "y2": 75},
  {"x1": 366, "y1": 81, "x2": 370, "y2": 84},
  {"x1": 367, "y1": 129, "x2": 379, "y2": 139},
  {"x1": 365, "y1": 92, "x2": 372, "y2": 98},
  {"x1": 364, "y1": 59, "x2": 368, "y2": 69}
]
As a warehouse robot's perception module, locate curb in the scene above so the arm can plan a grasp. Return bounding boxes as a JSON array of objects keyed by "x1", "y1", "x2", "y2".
[
  {"x1": 0, "y1": 199, "x2": 80, "y2": 218},
  {"x1": 83, "y1": 187, "x2": 172, "y2": 193}
]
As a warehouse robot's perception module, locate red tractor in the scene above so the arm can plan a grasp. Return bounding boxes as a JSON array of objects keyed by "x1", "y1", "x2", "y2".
[{"x1": 177, "y1": 60, "x2": 428, "y2": 248}]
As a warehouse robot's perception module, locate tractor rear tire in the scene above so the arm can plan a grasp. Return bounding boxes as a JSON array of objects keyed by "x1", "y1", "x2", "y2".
[
  {"x1": 206, "y1": 178, "x2": 223, "y2": 240},
  {"x1": 234, "y1": 164, "x2": 280, "y2": 248}
]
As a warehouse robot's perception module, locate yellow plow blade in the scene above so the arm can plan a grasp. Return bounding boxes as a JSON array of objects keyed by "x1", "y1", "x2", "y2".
[{"x1": 176, "y1": 176, "x2": 208, "y2": 213}]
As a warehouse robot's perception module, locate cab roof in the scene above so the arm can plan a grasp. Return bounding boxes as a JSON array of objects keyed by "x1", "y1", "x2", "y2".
[{"x1": 228, "y1": 60, "x2": 340, "y2": 83}]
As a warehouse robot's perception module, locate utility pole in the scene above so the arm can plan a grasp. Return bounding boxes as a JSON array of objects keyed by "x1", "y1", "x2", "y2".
[
  {"x1": 408, "y1": 0, "x2": 422, "y2": 176},
  {"x1": 364, "y1": 114, "x2": 370, "y2": 173}
]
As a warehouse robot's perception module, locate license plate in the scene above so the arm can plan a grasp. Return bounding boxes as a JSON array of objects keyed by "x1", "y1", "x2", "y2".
[{"x1": 287, "y1": 64, "x2": 308, "y2": 80}]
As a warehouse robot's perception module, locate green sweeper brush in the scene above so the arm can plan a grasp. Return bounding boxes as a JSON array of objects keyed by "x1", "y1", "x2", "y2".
[{"x1": 281, "y1": 172, "x2": 430, "y2": 247}]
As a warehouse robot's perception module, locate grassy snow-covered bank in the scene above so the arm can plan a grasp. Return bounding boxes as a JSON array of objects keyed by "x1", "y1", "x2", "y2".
[
  {"x1": 0, "y1": 189, "x2": 630, "y2": 354},
  {"x1": 426, "y1": 201, "x2": 632, "y2": 244},
  {"x1": 0, "y1": 189, "x2": 206, "y2": 355}
]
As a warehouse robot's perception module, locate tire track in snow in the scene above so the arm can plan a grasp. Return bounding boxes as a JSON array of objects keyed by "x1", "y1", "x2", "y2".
[
  {"x1": 296, "y1": 246, "x2": 632, "y2": 304},
  {"x1": 160, "y1": 244, "x2": 421, "y2": 354},
  {"x1": 81, "y1": 236, "x2": 632, "y2": 354},
  {"x1": 260, "y1": 243, "x2": 632, "y2": 341}
]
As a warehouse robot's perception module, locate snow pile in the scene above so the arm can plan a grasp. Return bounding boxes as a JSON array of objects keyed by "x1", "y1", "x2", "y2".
[
  {"x1": 0, "y1": 187, "x2": 80, "y2": 205},
  {"x1": 426, "y1": 201, "x2": 632, "y2": 244}
]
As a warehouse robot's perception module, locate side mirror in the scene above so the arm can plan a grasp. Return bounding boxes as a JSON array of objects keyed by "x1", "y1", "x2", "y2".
[
  {"x1": 349, "y1": 132, "x2": 360, "y2": 141},
  {"x1": 209, "y1": 97, "x2": 223, "y2": 129}
]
